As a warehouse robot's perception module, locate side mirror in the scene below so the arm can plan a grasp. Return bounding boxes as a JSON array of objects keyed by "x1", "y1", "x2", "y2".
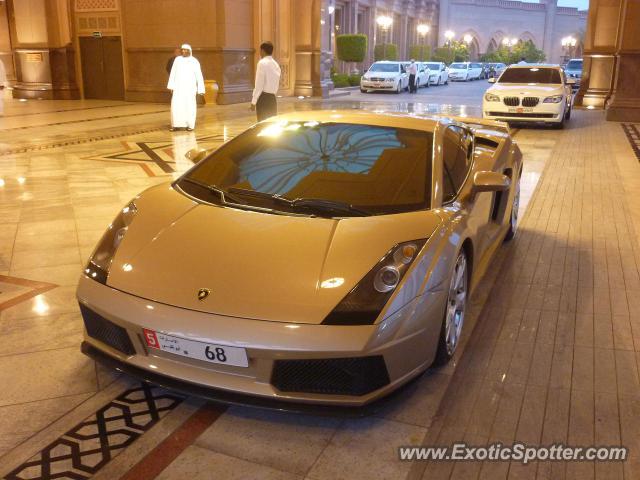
[
  {"x1": 472, "y1": 171, "x2": 510, "y2": 195},
  {"x1": 487, "y1": 77, "x2": 496, "y2": 83},
  {"x1": 186, "y1": 147, "x2": 212, "y2": 163}
]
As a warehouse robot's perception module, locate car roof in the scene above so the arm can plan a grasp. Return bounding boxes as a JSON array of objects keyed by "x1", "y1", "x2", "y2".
[
  {"x1": 262, "y1": 110, "x2": 441, "y2": 132},
  {"x1": 506, "y1": 64, "x2": 562, "y2": 69}
]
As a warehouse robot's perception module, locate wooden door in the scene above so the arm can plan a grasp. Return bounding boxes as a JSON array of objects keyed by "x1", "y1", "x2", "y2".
[{"x1": 79, "y1": 36, "x2": 125, "y2": 100}]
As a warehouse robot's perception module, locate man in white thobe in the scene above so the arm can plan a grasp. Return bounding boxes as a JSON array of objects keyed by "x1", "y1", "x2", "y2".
[{"x1": 167, "y1": 44, "x2": 205, "y2": 131}]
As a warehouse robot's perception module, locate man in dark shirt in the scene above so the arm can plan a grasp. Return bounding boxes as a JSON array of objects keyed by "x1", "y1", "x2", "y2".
[{"x1": 166, "y1": 47, "x2": 180, "y2": 75}]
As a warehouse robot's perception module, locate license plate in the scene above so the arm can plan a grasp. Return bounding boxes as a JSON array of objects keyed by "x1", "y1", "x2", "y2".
[
  {"x1": 509, "y1": 107, "x2": 533, "y2": 113},
  {"x1": 143, "y1": 329, "x2": 249, "y2": 367},
  {"x1": 374, "y1": 83, "x2": 381, "y2": 88}
]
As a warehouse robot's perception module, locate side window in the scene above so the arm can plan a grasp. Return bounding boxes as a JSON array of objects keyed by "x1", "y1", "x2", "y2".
[{"x1": 442, "y1": 126, "x2": 473, "y2": 203}]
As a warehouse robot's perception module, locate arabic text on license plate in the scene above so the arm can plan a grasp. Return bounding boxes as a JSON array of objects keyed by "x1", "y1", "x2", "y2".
[{"x1": 143, "y1": 329, "x2": 249, "y2": 367}]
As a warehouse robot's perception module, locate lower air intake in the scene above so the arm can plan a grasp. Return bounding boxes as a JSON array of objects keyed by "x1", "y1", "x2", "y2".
[
  {"x1": 271, "y1": 356, "x2": 390, "y2": 396},
  {"x1": 80, "y1": 304, "x2": 136, "y2": 356}
]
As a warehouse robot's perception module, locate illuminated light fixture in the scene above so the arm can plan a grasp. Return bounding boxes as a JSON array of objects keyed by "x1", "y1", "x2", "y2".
[
  {"x1": 17, "y1": 177, "x2": 26, "y2": 184},
  {"x1": 122, "y1": 263, "x2": 133, "y2": 272},
  {"x1": 328, "y1": 5, "x2": 335, "y2": 14},
  {"x1": 376, "y1": 15, "x2": 393, "y2": 31},
  {"x1": 321, "y1": 277, "x2": 345, "y2": 289},
  {"x1": 463, "y1": 34, "x2": 473, "y2": 44},
  {"x1": 561, "y1": 36, "x2": 577, "y2": 48},
  {"x1": 417, "y1": 24, "x2": 430, "y2": 36},
  {"x1": 297, "y1": 95, "x2": 305, "y2": 99},
  {"x1": 444, "y1": 30, "x2": 455, "y2": 41},
  {"x1": 586, "y1": 105, "x2": 595, "y2": 110},
  {"x1": 0, "y1": 179, "x2": 4, "y2": 187}
]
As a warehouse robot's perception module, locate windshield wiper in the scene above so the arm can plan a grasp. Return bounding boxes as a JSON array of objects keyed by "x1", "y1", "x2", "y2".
[
  {"x1": 290, "y1": 198, "x2": 371, "y2": 217},
  {"x1": 181, "y1": 178, "x2": 246, "y2": 205},
  {"x1": 227, "y1": 187, "x2": 292, "y2": 205},
  {"x1": 229, "y1": 188, "x2": 371, "y2": 217}
]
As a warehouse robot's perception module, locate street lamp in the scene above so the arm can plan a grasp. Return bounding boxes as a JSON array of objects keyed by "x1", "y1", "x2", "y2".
[
  {"x1": 561, "y1": 36, "x2": 577, "y2": 63},
  {"x1": 444, "y1": 30, "x2": 455, "y2": 46},
  {"x1": 502, "y1": 37, "x2": 518, "y2": 48},
  {"x1": 376, "y1": 15, "x2": 393, "y2": 59},
  {"x1": 417, "y1": 23, "x2": 430, "y2": 45},
  {"x1": 463, "y1": 34, "x2": 472, "y2": 44}
]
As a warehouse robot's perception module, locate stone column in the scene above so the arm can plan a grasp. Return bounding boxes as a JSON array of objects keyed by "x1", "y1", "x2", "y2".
[
  {"x1": 541, "y1": 0, "x2": 558, "y2": 60},
  {"x1": 604, "y1": 0, "x2": 640, "y2": 121},
  {"x1": 294, "y1": 0, "x2": 332, "y2": 97},
  {"x1": 574, "y1": 0, "x2": 622, "y2": 110},
  {"x1": 0, "y1": 2, "x2": 15, "y2": 85},
  {"x1": 400, "y1": 14, "x2": 409, "y2": 59},
  {"x1": 8, "y1": 0, "x2": 79, "y2": 99},
  {"x1": 438, "y1": 0, "x2": 449, "y2": 46}
]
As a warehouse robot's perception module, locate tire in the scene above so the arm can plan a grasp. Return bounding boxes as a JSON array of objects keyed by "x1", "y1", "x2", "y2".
[
  {"x1": 504, "y1": 177, "x2": 520, "y2": 242},
  {"x1": 395, "y1": 84, "x2": 401, "y2": 94},
  {"x1": 553, "y1": 116, "x2": 565, "y2": 129},
  {"x1": 436, "y1": 77, "x2": 441, "y2": 86},
  {"x1": 445, "y1": 79, "x2": 448, "y2": 85},
  {"x1": 433, "y1": 249, "x2": 468, "y2": 366},
  {"x1": 360, "y1": 88, "x2": 366, "y2": 93},
  {"x1": 565, "y1": 105, "x2": 572, "y2": 120}
]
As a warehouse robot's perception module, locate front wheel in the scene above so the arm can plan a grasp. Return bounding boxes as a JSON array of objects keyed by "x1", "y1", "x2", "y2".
[
  {"x1": 504, "y1": 178, "x2": 520, "y2": 241},
  {"x1": 433, "y1": 250, "x2": 468, "y2": 366}
]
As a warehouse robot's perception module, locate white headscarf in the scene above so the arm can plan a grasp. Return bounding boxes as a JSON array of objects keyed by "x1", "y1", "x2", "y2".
[{"x1": 181, "y1": 44, "x2": 192, "y2": 53}]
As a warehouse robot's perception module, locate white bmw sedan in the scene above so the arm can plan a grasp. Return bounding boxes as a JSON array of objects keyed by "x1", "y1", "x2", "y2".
[{"x1": 482, "y1": 65, "x2": 575, "y2": 128}]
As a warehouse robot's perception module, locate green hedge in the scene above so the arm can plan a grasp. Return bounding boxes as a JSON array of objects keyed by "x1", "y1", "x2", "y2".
[
  {"x1": 331, "y1": 73, "x2": 351, "y2": 88},
  {"x1": 409, "y1": 45, "x2": 431, "y2": 61},
  {"x1": 336, "y1": 34, "x2": 368, "y2": 63},
  {"x1": 374, "y1": 43, "x2": 398, "y2": 61},
  {"x1": 348, "y1": 74, "x2": 361, "y2": 86}
]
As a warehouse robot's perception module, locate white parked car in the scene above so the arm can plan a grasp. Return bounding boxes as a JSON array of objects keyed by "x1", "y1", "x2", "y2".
[
  {"x1": 482, "y1": 64, "x2": 575, "y2": 128},
  {"x1": 424, "y1": 62, "x2": 449, "y2": 85},
  {"x1": 448, "y1": 62, "x2": 482, "y2": 81},
  {"x1": 361, "y1": 61, "x2": 409, "y2": 93},
  {"x1": 402, "y1": 62, "x2": 430, "y2": 88},
  {"x1": 563, "y1": 58, "x2": 582, "y2": 90}
]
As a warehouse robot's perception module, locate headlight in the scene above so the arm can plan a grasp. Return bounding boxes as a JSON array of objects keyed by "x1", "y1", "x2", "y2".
[
  {"x1": 362, "y1": 76, "x2": 370, "y2": 81},
  {"x1": 484, "y1": 93, "x2": 500, "y2": 102},
  {"x1": 322, "y1": 239, "x2": 427, "y2": 325},
  {"x1": 543, "y1": 95, "x2": 563, "y2": 103},
  {"x1": 85, "y1": 201, "x2": 138, "y2": 284}
]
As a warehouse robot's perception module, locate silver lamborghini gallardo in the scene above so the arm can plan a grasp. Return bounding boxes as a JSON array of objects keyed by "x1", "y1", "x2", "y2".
[{"x1": 78, "y1": 110, "x2": 522, "y2": 408}]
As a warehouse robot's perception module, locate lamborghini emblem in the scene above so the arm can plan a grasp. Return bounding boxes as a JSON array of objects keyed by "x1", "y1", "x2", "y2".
[{"x1": 197, "y1": 288, "x2": 211, "y2": 301}]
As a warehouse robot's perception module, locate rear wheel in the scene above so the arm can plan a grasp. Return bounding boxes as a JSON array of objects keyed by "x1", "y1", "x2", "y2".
[
  {"x1": 360, "y1": 88, "x2": 366, "y2": 93},
  {"x1": 433, "y1": 250, "x2": 468, "y2": 366}
]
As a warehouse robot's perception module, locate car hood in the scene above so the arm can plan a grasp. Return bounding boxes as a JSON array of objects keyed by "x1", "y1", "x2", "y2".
[
  {"x1": 106, "y1": 184, "x2": 443, "y2": 324},
  {"x1": 488, "y1": 83, "x2": 564, "y2": 95},
  {"x1": 449, "y1": 68, "x2": 468, "y2": 73}
]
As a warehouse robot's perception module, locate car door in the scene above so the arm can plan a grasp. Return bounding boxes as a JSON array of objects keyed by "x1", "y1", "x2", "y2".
[
  {"x1": 442, "y1": 126, "x2": 496, "y2": 257},
  {"x1": 441, "y1": 64, "x2": 448, "y2": 83}
]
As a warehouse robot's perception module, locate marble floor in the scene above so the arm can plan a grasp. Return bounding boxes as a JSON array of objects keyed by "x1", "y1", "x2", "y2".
[{"x1": 0, "y1": 88, "x2": 639, "y2": 480}]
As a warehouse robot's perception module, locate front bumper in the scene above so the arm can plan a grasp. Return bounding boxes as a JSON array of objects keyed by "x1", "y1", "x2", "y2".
[
  {"x1": 77, "y1": 275, "x2": 444, "y2": 407},
  {"x1": 482, "y1": 100, "x2": 565, "y2": 123},
  {"x1": 360, "y1": 80, "x2": 397, "y2": 91}
]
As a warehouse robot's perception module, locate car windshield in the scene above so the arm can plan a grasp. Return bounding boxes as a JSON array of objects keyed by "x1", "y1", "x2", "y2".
[
  {"x1": 498, "y1": 67, "x2": 562, "y2": 84},
  {"x1": 450, "y1": 63, "x2": 467, "y2": 69},
  {"x1": 425, "y1": 63, "x2": 440, "y2": 69},
  {"x1": 566, "y1": 60, "x2": 582, "y2": 70},
  {"x1": 178, "y1": 122, "x2": 434, "y2": 217},
  {"x1": 369, "y1": 63, "x2": 399, "y2": 73}
]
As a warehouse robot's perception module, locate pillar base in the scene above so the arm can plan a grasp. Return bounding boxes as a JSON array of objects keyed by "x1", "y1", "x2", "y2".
[{"x1": 605, "y1": 97, "x2": 640, "y2": 122}]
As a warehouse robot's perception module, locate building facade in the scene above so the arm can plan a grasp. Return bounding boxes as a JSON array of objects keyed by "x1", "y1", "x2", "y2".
[
  {"x1": 438, "y1": 0, "x2": 587, "y2": 63},
  {"x1": 0, "y1": 0, "x2": 586, "y2": 105}
]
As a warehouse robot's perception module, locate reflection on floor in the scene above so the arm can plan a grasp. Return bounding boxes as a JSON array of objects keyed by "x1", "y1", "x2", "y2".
[{"x1": 0, "y1": 94, "x2": 639, "y2": 480}]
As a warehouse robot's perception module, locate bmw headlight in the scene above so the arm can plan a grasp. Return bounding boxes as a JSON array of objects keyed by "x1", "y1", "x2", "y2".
[
  {"x1": 84, "y1": 201, "x2": 137, "y2": 284},
  {"x1": 323, "y1": 239, "x2": 427, "y2": 325},
  {"x1": 543, "y1": 95, "x2": 563, "y2": 103},
  {"x1": 484, "y1": 93, "x2": 500, "y2": 102}
]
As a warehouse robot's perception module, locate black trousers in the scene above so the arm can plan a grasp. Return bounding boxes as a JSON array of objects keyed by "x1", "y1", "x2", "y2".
[
  {"x1": 409, "y1": 74, "x2": 417, "y2": 93},
  {"x1": 256, "y1": 92, "x2": 277, "y2": 122}
]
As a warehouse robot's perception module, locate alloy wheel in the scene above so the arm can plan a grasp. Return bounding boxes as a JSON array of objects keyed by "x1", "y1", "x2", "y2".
[{"x1": 444, "y1": 253, "x2": 467, "y2": 356}]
